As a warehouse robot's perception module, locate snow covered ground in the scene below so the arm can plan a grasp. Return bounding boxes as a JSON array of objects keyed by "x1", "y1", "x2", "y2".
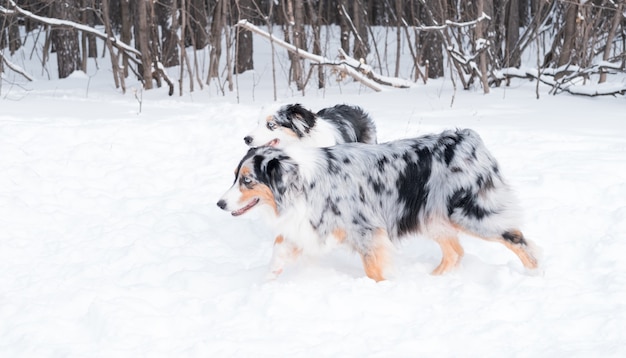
[{"x1": 2, "y1": 44, "x2": 626, "y2": 357}]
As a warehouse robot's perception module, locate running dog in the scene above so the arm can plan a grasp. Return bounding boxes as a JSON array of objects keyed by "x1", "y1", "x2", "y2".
[
  {"x1": 243, "y1": 103, "x2": 377, "y2": 148},
  {"x1": 218, "y1": 129, "x2": 538, "y2": 281}
]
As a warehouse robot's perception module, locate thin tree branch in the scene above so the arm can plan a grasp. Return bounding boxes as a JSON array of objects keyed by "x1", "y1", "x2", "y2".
[
  {"x1": 410, "y1": 12, "x2": 491, "y2": 31},
  {"x1": 1, "y1": 54, "x2": 34, "y2": 81},
  {"x1": 236, "y1": 19, "x2": 415, "y2": 91},
  {"x1": 1, "y1": 0, "x2": 141, "y2": 64}
]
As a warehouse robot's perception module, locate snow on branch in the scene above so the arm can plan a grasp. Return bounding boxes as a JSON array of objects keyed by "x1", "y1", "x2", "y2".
[
  {"x1": 236, "y1": 20, "x2": 415, "y2": 91},
  {"x1": 335, "y1": 48, "x2": 415, "y2": 88},
  {"x1": 495, "y1": 63, "x2": 626, "y2": 97},
  {"x1": 1, "y1": 0, "x2": 141, "y2": 62},
  {"x1": 411, "y1": 12, "x2": 491, "y2": 31},
  {"x1": 1, "y1": 54, "x2": 34, "y2": 81}
]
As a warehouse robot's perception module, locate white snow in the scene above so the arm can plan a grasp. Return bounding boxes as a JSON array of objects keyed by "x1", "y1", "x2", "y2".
[{"x1": 2, "y1": 34, "x2": 626, "y2": 358}]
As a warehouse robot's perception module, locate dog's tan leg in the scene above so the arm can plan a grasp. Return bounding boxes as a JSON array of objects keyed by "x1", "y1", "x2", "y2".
[
  {"x1": 267, "y1": 235, "x2": 302, "y2": 279},
  {"x1": 360, "y1": 228, "x2": 392, "y2": 282},
  {"x1": 432, "y1": 236, "x2": 464, "y2": 275},
  {"x1": 459, "y1": 228, "x2": 538, "y2": 270},
  {"x1": 500, "y1": 230, "x2": 538, "y2": 269}
]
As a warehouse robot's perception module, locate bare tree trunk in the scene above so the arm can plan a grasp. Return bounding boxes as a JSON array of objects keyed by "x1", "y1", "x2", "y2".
[
  {"x1": 235, "y1": 0, "x2": 254, "y2": 74},
  {"x1": 599, "y1": 2, "x2": 623, "y2": 83},
  {"x1": 6, "y1": 10, "x2": 22, "y2": 54},
  {"x1": 101, "y1": 0, "x2": 126, "y2": 93},
  {"x1": 284, "y1": 0, "x2": 304, "y2": 90},
  {"x1": 505, "y1": 0, "x2": 521, "y2": 67},
  {"x1": 421, "y1": 0, "x2": 445, "y2": 79},
  {"x1": 120, "y1": 0, "x2": 131, "y2": 78},
  {"x1": 293, "y1": 0, "x2": 305, "y2": 88},
  {"x1": 51, "y1": 0, "x2": 82, "y2": 79},
  {"x1": 557, "y1": 1, "x2": 578, "y2": 71},
  {"x1": 178, "y1": 0, "x2": 196, "y2": 94},
  {"x1": 306, "y1": 0, "x2": 325, "y2": 88},
  {"x1": 79, "y1": 0, "x2": 97, "y2": 63},
  {"x1": 179, "y1": 0, "x2": 187, "y2": 95},
  {"x1": 0, "y1": 17, "x2": 6, "y2": 51},
  {"x1": 208, "y1": 0, "x2": 224, "y2": 82},
  {"x1": 80, "y1": 0, "x2": 88, "y2": 72},
  {"x1": 188, "y1": 0, "x2": 208, "y2": 49},
  {"x1": 156, "y1": 0, "x2": 179, "y2": 67},
  {"x1": 135, "y1": 0, "x2": 153, "y2": 89},
  {"x1": 394, "y1": 0, "x2": 401, "y2": 78},
  {"x1": 476, "y1": 0, "x2": 490, "y2": 93},
  {"x1": 352, "y1": 0, "x2": 369, "y2": 61},
  {"x1": 338, "y1": 0, "x2": 350, "y2": 52}
]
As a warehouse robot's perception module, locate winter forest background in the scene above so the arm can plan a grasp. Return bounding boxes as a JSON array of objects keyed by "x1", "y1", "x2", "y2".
[
  {"x1": 2, "y1": 1, "x2": 626, "y2": 356},
  {"x1": 1, "y1": 0, "x2": 625, "y2": 98}
]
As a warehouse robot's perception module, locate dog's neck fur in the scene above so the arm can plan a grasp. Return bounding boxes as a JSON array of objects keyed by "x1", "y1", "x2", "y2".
[{"x1": 298, "y1": 118, "x2": 343, "y2": 147}]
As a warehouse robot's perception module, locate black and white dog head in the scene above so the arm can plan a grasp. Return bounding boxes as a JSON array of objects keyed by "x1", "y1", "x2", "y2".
[
  {"x1": 217, "y1": 147, "x2": 301, "y2": 216},
  {"x1": 243, "y1": 104, "x2": 318, "y2": 148}
]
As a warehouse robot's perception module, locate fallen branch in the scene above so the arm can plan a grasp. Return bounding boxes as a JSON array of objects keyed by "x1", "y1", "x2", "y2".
[
  {"x1": 495, "y1": 63, "x2": 626, "y2": 96},
  {"x1": 236, "y1": 20, "x2": 414, "y2": 91},
  {"x1": 1, "y1": 54, "x2": 34, "y2": 81},
  {"x1": 336, "y1": 48, "x2": 414, "y2": 88}
]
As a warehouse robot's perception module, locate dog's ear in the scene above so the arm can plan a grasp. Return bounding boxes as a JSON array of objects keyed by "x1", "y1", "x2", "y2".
[
  {"x1": 287, "y1": 104, "x2": 316, "y2": 137},
  {"x1": 264, "y1": 155, "x2": 299, "y2": 197}
]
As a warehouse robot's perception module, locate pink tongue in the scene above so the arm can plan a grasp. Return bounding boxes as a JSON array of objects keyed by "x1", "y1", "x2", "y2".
[
  {"x1": 231, "y1": 198, "x2": 260, "y2": 216},
  {"x1": 268, "y1": 138, "x2": 280, "y2": 147}
]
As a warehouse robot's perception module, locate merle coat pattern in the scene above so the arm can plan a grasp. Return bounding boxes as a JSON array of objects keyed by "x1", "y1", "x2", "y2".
[
  {"x1": 219, "y1": 129, "x2": 538, "y2": 281},
  {"x1": 244, "y1": 103, "x2": 377, "y2": 148}
]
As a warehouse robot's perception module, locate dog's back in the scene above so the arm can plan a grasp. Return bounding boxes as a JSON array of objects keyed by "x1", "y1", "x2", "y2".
[
  {"x1": 280, "y1": 129, "x2": 537, "y2": 278},
  {"x1": 316, "y1": 104, "x2": 377, "y2": 145},
  {"x1": 224, "y1": 128, "x2": 537, "y2": 280},
  {"x1": 244, "y1": 103, "x2": 377, "y2": 148}
]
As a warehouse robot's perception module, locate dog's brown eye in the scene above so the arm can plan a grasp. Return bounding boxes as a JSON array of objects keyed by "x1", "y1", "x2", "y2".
[{"x1": 266, "y1": 122, "x2": 277, "y2": 131}]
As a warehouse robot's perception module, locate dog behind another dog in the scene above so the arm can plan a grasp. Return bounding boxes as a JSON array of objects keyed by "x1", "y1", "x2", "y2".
[
  {"x1": 218, "y1": 128, "x2": 539, "y2": 281},
  {"x1": 244, "y1": 103, "x2": 377, "y2": 148}
]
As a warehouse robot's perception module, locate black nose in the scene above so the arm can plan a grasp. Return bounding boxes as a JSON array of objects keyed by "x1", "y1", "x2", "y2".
[
  {"x1": 244, "y1": 136, "x2": 253, "y2": 145},
  {"x1": 217, "y1": 200, "x2": 226, "y2": 210}
]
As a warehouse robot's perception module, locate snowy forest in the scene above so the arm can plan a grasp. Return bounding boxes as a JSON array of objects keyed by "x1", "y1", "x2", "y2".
[
  {"x1": 2, "y1": 2, "x2": 626, "y2": 357},
  {"x1": 1, "y1": 0, "x2": 625, "y2": 97}
]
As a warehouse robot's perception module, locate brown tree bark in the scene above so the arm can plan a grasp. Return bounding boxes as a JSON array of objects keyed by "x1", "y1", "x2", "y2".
[
  {"x1": 306, "y1": 0, "x2": 325, "y2": 88},
  {"x1": 283, "y1": 0, "x2": 304, "y2": 89},
  {"x1": 235, "y1": 0, "x2": 255, "y2": 74},
  {"x1": 156, "y1": 0, "x2": 179, "y2": 67},
  {"x1": 599, "y1": 2, "x2": 623, "y2": 83},
  {"x1": 135, "y1": 0, "x2": 153, "y2": 89},
  {"x1": 101, "y1": 0, "x2": 125, "y2": 92},
  {"x1": 50, "y1": 0, "x2": 82, "y2": 79},
  {"x1": 119, "y1": 0, "x2": 132, "y2": 78},
  {"x1": 352, "y1": 0, "x2": 369, "y2": 61},
  {"x1": 505, "y1": 0, "x2": 521, "y2": 67},
  {"x1": 420, "y1": 0, "x2": 445, "y2": 79},
  {"x1": 208, "y1": 0, "x2": 225, "y2": 81},
  {"x1": 338, "y1": 0, "x2": 350, "y2": 53},
  {"x1": 189, "y1": 0, "x2": 208, "y2": 49},
  {"x1": 557, "y1": 2, "x2": 578, "y2": 70},
  {"x1": 475, "y1": 0, "x2": 490, "y2": 93}
]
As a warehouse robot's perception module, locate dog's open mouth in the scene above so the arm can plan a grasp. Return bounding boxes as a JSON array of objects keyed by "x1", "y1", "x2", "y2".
[
  {"x1": 265, "y1": 138, "x2": 280, "y2": 147},
  {"x1": 231, "y1": 198, "x2": 260, "y2": 216}
]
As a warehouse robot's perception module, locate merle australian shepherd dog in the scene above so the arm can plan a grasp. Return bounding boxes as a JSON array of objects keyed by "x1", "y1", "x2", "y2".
[
  {"x1": 244, "y1": 103, "x2": 377, "y2": 148},
  {"x1": 218, "y1": 129, "x2": 538, "y2": 281}
]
